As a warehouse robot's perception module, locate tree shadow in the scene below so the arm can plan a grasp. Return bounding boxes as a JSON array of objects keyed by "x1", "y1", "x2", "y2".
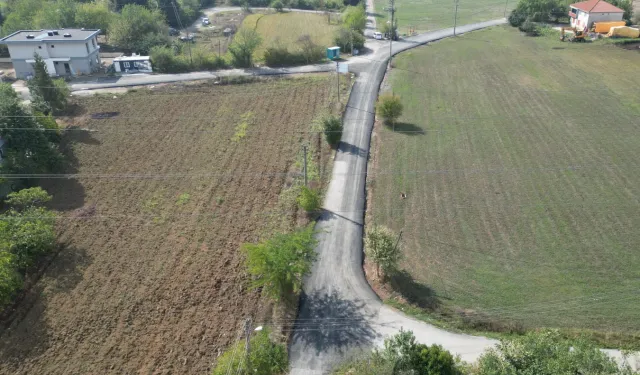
[
  {"x1": 388, "y1": 122, "x2": 425, "y2": 135},
  {"x1": 388, "y1": 270, "x2": 441, "y2": 310},
  {"x1": 337, "y1": 142, "x2": 368, "y2": 158},
  {"x1": 0, "y1": 245, "x2": 92, "y2": 367},
  {"x1": 292, "y1": 289, "x2": 379, "y2": 353}
]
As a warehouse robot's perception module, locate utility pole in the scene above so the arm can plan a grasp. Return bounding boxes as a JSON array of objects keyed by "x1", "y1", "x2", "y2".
[
  {"x1": 453, "y1": 0, "x2": 459, "y2": 36},
  {"x1": 385, "y1": 0, "x2": 396, "y2": 57},
  {"x1": 171, "y1": 0, "x2": 192, "y2": 65},
  {"x1": 350, "y1": 27, "x2": 354, "y2": 55},
  {"x1": 218, "y1": 40, "x2": 221, "y2": 56},
  {"x1": 336, "y1": 60, "x2": 340, "y2": 107},
  {"x1": 244, "y1": 318, "x2": 252, "y2": 371},
  {"x1": 503, "y1": 0, "x2": 509, "y2": 17},
  {"x1": 303, "y1": 145, "x2": 308, "y2": 186}
]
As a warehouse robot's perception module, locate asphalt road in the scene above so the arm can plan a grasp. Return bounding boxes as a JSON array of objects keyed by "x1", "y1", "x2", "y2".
[{"x1": 288, "y1": 19, "x2": 509, "y2": 375}]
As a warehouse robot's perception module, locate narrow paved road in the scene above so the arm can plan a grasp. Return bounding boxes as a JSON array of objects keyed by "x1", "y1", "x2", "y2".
[{"x1": 288, "y1": 19, "x2": 507, "y2": 375}]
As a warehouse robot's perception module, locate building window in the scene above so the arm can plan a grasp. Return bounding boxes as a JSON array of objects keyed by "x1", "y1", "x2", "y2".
[
  {"x1": 38, "y1": 46, "x2": 42, "y2": 49},
  {"x1": 123, "y1": 62, "x2": 130, "y2": 68},
  {"x1": 92, "y1": 39, "x2": 96, "y2": 48},
  {"x1": 86, "y1": 43, "x2": 90, "y2": 54},
  {"x1": 51, "y1": 45, "x2": 55, "y2": 48}
]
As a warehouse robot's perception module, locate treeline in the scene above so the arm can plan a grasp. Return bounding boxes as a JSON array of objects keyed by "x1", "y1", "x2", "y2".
[
  {"x1": 508, "y1": 0, "x2": 634, "y2": 27},
  {"x1": 0, "y1": 56, "x2": 70, "y2": 307}
]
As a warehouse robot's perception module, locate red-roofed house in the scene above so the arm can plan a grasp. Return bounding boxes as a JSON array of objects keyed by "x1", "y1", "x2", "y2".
[{"x1": 568, "y1": 0, "x2": 624, "y2": 30}]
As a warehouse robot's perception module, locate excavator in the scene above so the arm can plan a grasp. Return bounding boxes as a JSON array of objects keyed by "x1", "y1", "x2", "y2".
[{"x1": 560, "y1": 27, "x2": 587, "y2": 42}]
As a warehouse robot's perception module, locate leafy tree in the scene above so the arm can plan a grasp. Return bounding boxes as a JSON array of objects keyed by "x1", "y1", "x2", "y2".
[
  {"x1": 364, "y1": 225, "x2": 399, "y2": 278},
  {"x1": 33, "y1": 0, "x2": 77, "y2": 29},
  {"x1": 242, "y1": 224, "x2": 317, "y2": 300},
  {"x1": 108, "y1": 4, "x2": 169, "y2": 53},
  {"x1": 297, "y1": 34, "x2": 324, "y2": 63},
  {"x1": 333, "y1": 27, "x2": 365, "y2": 51},
  {"x1": 0, "y1": 188, "x2": 56, "y2": 270},
  {"x1": 271, "y1": 0, "x2": 285, "y2": 11},
  {"x1": 607, "y1": 0, "x2": 633, "y2": 23},
  {"x1": 228, "y1": 28, "x2": 262, "y2": 68},
  {"x1": 212, "y1": 328, "x2": 287, "y2": 375},
  {"x1": 476, "y1": 330, "x2": 636, "y2": 375},
  {"x1": 376, "y1": 93, "x2": 403, "y2": 130},
  {"x1": 342, "y1": 5, "x2": 366, "y2": 33},
  {"x1": 297, "y1": 186, "x2": 321, "y2": 212},
  {"x1": 519, "y1": 18, "x2": 540, "y2": 36},
  {"x1": 75, "y1": 1, "x2": 113, "y2": 34},
  {"x1": 511, "y1": 0, "x2": 562, "y2": 23},
  {"x1": 322, "y1": 114, "x2": 342, "y2": 145},
  {"x1": 35, "y1": 112, "x2": 62, "y2": 144},
  {"x1": 0, "y1": 85, "x2": 64, "y2": 178},
  {"x1": 27, "y1": 54, "x2": 69, "y2": 114}
]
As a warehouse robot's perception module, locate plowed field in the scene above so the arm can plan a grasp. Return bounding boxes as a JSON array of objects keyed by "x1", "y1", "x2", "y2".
[{"x1": 0, "y1": 76, "x2": 335, "y2": 374}]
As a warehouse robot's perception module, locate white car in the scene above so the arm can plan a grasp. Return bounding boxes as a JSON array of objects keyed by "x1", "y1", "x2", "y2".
[
  {"x1": 202, "y1": 17, "x2": 210, "y2": 26},
  {"x1": 374, "y1": 31, "x2": 383, "y2": 40}
]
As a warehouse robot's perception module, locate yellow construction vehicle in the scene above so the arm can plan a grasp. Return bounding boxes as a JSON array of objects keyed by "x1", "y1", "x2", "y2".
[{"x1": 561, "y1": 27, "x2": 587, "y2": 42}]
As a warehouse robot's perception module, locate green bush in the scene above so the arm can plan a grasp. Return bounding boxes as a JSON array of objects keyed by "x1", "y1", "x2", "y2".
[
  {"x1": 271, "y1": 0, "x2": 285, "y2": 11},
  {"x1": 151, "y1": 46, "x2": 227, "y2": 73},
  {"x1": 322, "y1": 115, "x2": 342, "y2": 145},
  {"x1": 0, "y1": 252, "x2": 22, "y2": 308},
  {"x1": 242, "y1": 224, "x2": 317, "y2": 301},
  {"x1": 297, "y1": 186, "x2": 321, "y2": 212},
  {"x1": 263, "y1": 45, "x2": 306, "y2": 67},
  {"x1": 333, "y1": 27, "x2": 365, "y2": 52},
  {"x1": 376, "y1": 93, "x2": 403, "y2": 128},
  {"x1": 508, "y1": 9, "x2": 527, "y2": 27},
  {"x1": 212, "y1": 328, "x2": 287, "y2": 375},
  {"x1": 519, "y1": 19, "x2": 540, "y2": 36},
  {"x1": 35, "y1": 112, "x2": 62, "y2": 144}
]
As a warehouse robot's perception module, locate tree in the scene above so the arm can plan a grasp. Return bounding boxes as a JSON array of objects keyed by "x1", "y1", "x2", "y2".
[
  {"x1": 212, "y1": 328, "x2": 287, "y2": 375},
  {"x1": 365, "y1": 225, "x2": 400, "y2": 278},
  {"x1": 333, "y1": 27, "x2": 365, "y2": 51},
  {"x1": 376, "y1": 94, "x2": 403, "y2": 130},
  {"x1": 511, "y1": 0, "x2": 562, "y2": 23},
  {"x1": 476, "y1": 330, "x2": 637, "y2": 375},
  {"x1": 242, "y1": 224, "x2": 317, "y2": 301},
  {"x1": 342, "y1": 5, "x2": 366, "y2": 33},
  {"x1": 271, "y1": 0, "x2": 285, "y2": 12},
  {"x1": 607, "y1": 0, "x2": 634, "y2": 23},
  {"x1": 108, "y1": 4, "x2": 169, "y2": 53},
  {"x1": 322, "y1": 114, "x2": 342, "y2": 145},
  {"x1": 228, "y1": 28, "x2": 262, "y2": 68},
  {"x1": 0, "y1": 188, "x2": 56, "y2": 270},
  {"x1": 0, "y1": 251, "x2": 22, "y2": 308},
  {"x1": 27, "y1": 54, "x2": 69, "y2": 114},
  {"x1": 75, "y1": 2, "x2": 113, "y2": 34},
  {"x1": 33, "y1": 0, "x2": 77, "y2": 29},
  {"x1": 297, "y1": 34, "x2": 323, "y2": 63}
]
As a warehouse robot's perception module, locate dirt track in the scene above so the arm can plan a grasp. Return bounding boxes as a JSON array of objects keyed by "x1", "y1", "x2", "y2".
[{"x1": 0, "y1": 77, "x2": 334, "y2": 374}]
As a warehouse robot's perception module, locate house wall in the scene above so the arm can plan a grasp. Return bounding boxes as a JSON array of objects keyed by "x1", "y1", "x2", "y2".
[
  {"x1": 571, "y1": 10, "x2": 623, "y2": 29},
  {"x1": 10, "y1": 47, "x2": 100, "y2": 78}
]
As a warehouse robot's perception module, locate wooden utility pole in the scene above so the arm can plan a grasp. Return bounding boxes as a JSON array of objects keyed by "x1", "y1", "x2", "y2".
[
  {"x1": 244, "y1": 318, "x2": 252, "y2": 370},
  {"x1": 386, "y1": 0, "x2": 396, "y2": 56},
  {"x1": 453, "y1": 0, "x2": 459, "y2": 36},
  {"x1": 303, "y1": 145, "x2": 308, "y2": 186}
]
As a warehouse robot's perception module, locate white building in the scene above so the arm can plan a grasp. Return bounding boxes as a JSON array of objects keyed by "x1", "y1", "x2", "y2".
[
  {"x1": 113, "y1": 54, "x2": 153, "y2": 73},
  {"x1": 0, "y1": 28, "x2": 101, "y2": 79},
  {"x1": 569, "y1": 0, "x2": 624, "y2": 30}
]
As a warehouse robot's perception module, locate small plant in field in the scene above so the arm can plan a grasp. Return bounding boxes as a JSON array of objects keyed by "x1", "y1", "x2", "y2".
[
  {"x1": 212, "y1": 328, "x2": 287, "y2": 375},
  {"x1": 297, "y1": 186, "x2": 321, "y2": 212},
  {"x1": 176, "y1": 193, "x2": 190, "y2": 205},
  {"x1": 216, "y1": 196, "x2": 224, "y2": 205},
  {"x1": 322, "y1": 115, "x2": 343, "y2": 146},
  {"x1": 232, "y1": 111, "x2": 255, "y2": 142},
  {"x1": 376, "y1": 94, "x2": 403, "y2": 130}
]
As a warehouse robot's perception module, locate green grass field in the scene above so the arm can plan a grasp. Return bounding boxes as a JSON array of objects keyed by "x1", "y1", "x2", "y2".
[
  {"x1": 240, "y1": 12, "x2": 340, "y2": 61},
  {"x1": 371, "y1": 26, "x2": 640, "y2": 340},
  {"x1": 373, "y1": 0, "x2": 514, "y2": 33}
]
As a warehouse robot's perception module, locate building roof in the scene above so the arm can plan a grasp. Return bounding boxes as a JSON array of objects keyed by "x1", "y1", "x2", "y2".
[
  {"x1": 570, "y1": 0, "x2": 624, "y2": 13},
  {"x1": 114, "y1": 55, "x2": 151, "y2": 62},
  {"x1": 0, "y1": 29, "x2": 101, "y2": 44}
]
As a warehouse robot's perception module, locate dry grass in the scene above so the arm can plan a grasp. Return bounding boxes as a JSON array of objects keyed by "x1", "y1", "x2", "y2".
[
  {"x1": 240, "y1": 12, "x2": 340, "y2": 60},
  {"x1": 0, "y1": 76, "x2": 337, "y2": 374},
  {"x1": 370, "y1": 26, "x2": 640, "y2": 342}
]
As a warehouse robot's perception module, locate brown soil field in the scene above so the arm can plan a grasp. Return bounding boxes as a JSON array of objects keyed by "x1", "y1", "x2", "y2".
[{"x1": 0, "y1": 76, "x2": 338, "y2": 374}]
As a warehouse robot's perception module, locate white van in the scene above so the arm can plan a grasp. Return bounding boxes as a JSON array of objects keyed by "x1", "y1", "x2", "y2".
[
  {"x1": 202, "y1": 17, "x2": 210, "y2": 26},
  {"x1": 373, "y1": 31, "x2": 383, "y2": 40}
]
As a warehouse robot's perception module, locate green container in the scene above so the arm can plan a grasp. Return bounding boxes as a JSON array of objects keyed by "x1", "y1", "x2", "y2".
[{"x1": 326, "y1": 46, "x2": 340, "y2": 60}]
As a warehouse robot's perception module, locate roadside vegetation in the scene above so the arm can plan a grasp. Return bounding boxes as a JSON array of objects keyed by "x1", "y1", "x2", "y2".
[
  {"x1": 335, "y1": 330, "x2": 638, "y2": 375},
  {"x1": 369, "y1": 25, "x2": 640, "y2": 348}
]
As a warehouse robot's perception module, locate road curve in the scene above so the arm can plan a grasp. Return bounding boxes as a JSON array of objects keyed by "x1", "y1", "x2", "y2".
[{"x1": 288, "y1": 19, "x2": 507, "y2": 375}]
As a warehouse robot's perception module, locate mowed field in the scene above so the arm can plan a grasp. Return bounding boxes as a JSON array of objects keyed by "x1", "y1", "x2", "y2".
[
  {"x1": 0, "y1": 76, "x2": 334, "y2": 374},
  {"x1": 240, "y1": 12, "x2": 339, "y2": 60},
  {"x1": 374, "y1": 0, "x2": 514, "y2": 33},
  {"x1": 371, "y1": 27, "x2": 640, "y2": 336}
]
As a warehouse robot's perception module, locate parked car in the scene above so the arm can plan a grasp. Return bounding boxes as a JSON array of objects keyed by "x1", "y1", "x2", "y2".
[
  {"x1": 179, "y1": 34, "x2": 195, "y2": 42},
  {"x1": 202, "y1": 17, "x2": 210, "y2": 26},
  {"x1": 169, "y1": 27, "x2": 179, "y2": 36},
  {"x1": 374, "y1": 31, "x2": 383, "y2": 40}
]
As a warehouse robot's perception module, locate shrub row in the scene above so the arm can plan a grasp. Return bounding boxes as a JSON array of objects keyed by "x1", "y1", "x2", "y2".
[{"x1": 150, "y1": 46, "x2": 228, "y2": 74}]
